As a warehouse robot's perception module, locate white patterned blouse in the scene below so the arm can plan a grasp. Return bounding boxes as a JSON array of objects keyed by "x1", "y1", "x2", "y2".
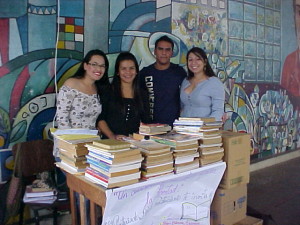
[{"x1": 56, "y1": 85, "x2": 102, "y2": 129}]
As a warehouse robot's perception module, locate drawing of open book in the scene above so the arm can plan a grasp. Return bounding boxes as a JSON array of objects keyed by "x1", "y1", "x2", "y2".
[{"x1": 181, "y1": 202, "x2": 210, "y2": 221}]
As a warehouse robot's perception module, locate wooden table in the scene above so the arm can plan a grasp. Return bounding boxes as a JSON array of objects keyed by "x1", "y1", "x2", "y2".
[{"x1": 66, "y1": 173, "x2": 106, "y2": 225}]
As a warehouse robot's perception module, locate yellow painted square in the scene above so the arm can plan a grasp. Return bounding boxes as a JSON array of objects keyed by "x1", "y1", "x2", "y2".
[
  {"x1": 57, "y1": 41, "x2": 65, "y2": 49},
  {"x1": 65, "y1": 25, "x2": 75, "y2": 33}
]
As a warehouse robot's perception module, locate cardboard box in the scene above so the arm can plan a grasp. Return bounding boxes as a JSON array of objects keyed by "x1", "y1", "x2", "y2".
[
  {"x1": 211, "y1": 184, "x2": 247, "y2": 225},
  {"x1": 234, "y1": 216, "x2": 263, "y2": 225},
  {"x1": 220, "y1": 131, "x2": 251, "y2": 189}
]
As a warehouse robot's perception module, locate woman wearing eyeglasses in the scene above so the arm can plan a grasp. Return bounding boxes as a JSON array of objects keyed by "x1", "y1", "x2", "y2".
[
  {"x1": 96, "y1": 52, "x2": 151, "y2": 140},
  {"x1": 56, "y1": 49, "x2": 109, "y2": 133}
]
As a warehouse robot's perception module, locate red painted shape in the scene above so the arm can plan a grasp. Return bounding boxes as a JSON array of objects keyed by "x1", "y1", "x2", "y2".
[
  {"x1": 0, "y1": 19, "x2": 9, "y2": 64},
  {"x1": 0, "y1": 65, "x2": 10, "y2": 77}
]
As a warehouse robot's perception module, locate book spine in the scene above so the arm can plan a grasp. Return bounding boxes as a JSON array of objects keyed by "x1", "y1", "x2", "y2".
[
  {"x1": 86, "y1": 155, "x2": 112, "y2": 166},
  {"x1": 88, "y1": 152, "x2": 114, "y2": 163},
  {"x1": 86, "y1": 157, "x2": 110, "y2": 172},
  {"x1": 85, "y1": 168, "x2": 108, "y2": 183},
  {"x1": 150, "y1": 138, "x2": 176, "y2": 147}
]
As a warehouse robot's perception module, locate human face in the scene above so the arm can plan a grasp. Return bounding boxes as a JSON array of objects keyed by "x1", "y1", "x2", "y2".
[
  {"x1": 119, "y1": 60, "x2": 137, "y2": 84},
  {"x1": 84, "y1": 55, "x2": 106, "y2": 81},
  {"x1": 154, "y1": 41, "x2": 173, "y2": 67},
  {"x1": 187, "y1": 52, "x2": 206, "y2": 75}
]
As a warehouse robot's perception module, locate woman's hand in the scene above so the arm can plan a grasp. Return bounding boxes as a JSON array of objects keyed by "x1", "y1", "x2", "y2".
[{"x1": 114, "y1": 135, "x2": 127, "y2": 141}]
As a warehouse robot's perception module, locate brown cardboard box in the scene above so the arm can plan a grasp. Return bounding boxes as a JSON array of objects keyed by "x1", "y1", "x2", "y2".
[
  {"x1": 234, "y1": 216, "x2": 263, "y2": 225},
  {"x1": 220, "y1": 131, "x2": 251, "y2": 189},
  {"x1": 211, "y1": 184, "x2": 247, "y2": 225}
]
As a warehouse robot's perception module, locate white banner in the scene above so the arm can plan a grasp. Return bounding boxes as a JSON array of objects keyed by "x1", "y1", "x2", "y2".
[{"x1": 102, "y1": 162, "x2": 226, "y2": 225}]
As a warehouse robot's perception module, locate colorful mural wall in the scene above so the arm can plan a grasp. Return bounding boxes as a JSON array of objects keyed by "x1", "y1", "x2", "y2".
[{"x1": 0, "y1": 0, "x2": 299, "y2": 179}]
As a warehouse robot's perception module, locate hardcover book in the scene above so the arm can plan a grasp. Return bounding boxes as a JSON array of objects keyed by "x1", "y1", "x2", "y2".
[
  {"x1": 87, "y1": 157, "x2": 141, "y2": 173},
  {"x1": 58, "y1": 146, "x2": 88, "y2": 157},
  {"x1": 85, "y1": 173, "x2": 139, "y2": 189},
  {"x1": 24, "y1": 185, "x2": 57, "y2": 198},
  {"x1": 88, "y1": 151, "x2": 143, "y2": 165},
  {"x1": 174, "y1": 159, "x2": 199, "y2": 174},
  {"x1": 151, "y1": 131, "x2": 199, "y2": 147},
  {"x1": 139, "y1": 123, "x2": 171, "y2": 134},
  {"x1": 92, "y1": 139, "x2": 131, "y2": 150},
  {"x1": 178, "y1": 117, "x2": 216, "y2": 122},
  {"x1": 141, "y1": 170, "x2": 174, "y2": 180},
  {"x1": 85, "y1": 167, "x2": 141, "y2": 184},
  {"x1": 85, "y1": 143, "x2": 134, "y2": 155},
  {"x1": 141, "y1": 162, "x2": 173, "y2": 174},
  {"x1": 89, "y1": 165, "x2": 139, "y2": 178},
  {"x1": 198, "y1": 136, "x2": 222, "y2": 145}
]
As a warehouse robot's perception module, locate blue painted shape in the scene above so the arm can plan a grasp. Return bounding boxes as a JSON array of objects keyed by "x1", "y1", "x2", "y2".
[
  {"x1": 0, "y1": 0, "x2": 27, "y2": 17},
  {"x1": 111, "y1": 2, "x2": 156, "y2": 30},
  {"x1": 60, "y1": 0, "x2": 83, "y2": 17},
  {"x1": 17, "y1": 15, "x2": 28, "y2": 53},
  {"x1": 75, "y1": 18, "x2": 84, "y2": 26},
  {"x1": 27, "y1": 108, "x2": 56, "y2": 141},
  {"x1": 126, "y1": 0, "x2": 140, "y2": 6},
  {"x1": 108, "y1": 36, "x2": 123, "y2": 53}
]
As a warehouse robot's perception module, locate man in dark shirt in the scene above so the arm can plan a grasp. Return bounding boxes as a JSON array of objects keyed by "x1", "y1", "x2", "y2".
[{"x1": 139, "y1": 35, "x2": 187, "y2": 126}]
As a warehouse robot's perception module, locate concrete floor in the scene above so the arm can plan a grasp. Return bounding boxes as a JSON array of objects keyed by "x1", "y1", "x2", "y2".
[{"x1": 247, "y1": 156, "x2": 300, "y2": 225}]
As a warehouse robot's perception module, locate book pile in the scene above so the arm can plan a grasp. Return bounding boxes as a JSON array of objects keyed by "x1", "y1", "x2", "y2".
[
  {"x1": 52, "y1": 129, "x2": 101, "y2": 174},
  {"x1": 23, "y1": 184, "x2": 57, "y2": 204},
  {"x1": 199, "y1": 145, "x2": 224, "y2": 166},
  {"x1": 132, "y1": 140, "x2": 174, "y2": 180},
  {"x1": 139, "y1": 123, "x2": 172, "y2": 135},
  {"x1": 56, "y1": 136, "x2": 100, "y2": 174},
  {"x1": 173, "y1": 143, "x2": 199, "y2": 174},
  {"x1": 173, "y1": 117, "x2": 222, "y2": 137},
  {"x1": 150, "y1": 131, "x2": 200, "y2": 174},
  {"x1": 197, "y1": 120, "x2": 224, "y2": 166},
  {"x1": 84, "y1": 139, "x2": 143, "y2": 188},
  {"x1": 174, "y1": 117, "x2": 224, "y2": 166}
]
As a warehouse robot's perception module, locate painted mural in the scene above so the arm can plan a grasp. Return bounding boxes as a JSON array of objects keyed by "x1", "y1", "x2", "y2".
[{"x1": 0, "y1": 0, "x2": 299, "y2": 178}]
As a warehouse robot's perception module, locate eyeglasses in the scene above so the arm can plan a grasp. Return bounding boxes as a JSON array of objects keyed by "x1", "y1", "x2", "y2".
[{"x1": 87, "y1": 62, "x2": 106, "y2": 69}]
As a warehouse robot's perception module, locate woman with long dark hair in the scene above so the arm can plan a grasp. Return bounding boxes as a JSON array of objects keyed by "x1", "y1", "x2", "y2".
[
  {"x1": 180, "y1": 47, "x2": 225, "y2": 121},
  {"x1": 56, "y1": 49, "x2": 109, "y2": 131},
  {"x1": 97, "y1": 52, "x2": 150, "y2": 139}
]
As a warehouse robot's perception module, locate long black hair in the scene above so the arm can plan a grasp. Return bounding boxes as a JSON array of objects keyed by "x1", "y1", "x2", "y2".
[
  {"x1": 111, "y1": 52, "x2": 145, "y2": 113},
  {"x1": 186, "y1": 47, "x2": 215, "y2": 80},
  {"x1": 72, "y1": 49, "x2": 109, "y2": 101}
]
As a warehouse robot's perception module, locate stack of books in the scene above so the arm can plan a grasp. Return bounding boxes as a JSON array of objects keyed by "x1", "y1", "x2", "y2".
[
  {"x1": 23, "y1": 184, "x2": 57, "y2": 204},
  {"x1": 132, "y1": 140, "x2": 174, "y2": 180},
  {"x1": 150, "y1": 131, "x2": 200, "y2": 174},
  {"x1": 197, "y1": 120, "x2": 224, "y2": 166},
  {"x1": 84, "y1": 139, "x2": 143, "y2": 188},
  {"x1": 52, "y1": 129, "x2": 101, "y2": 174},
  {"x1": 173, "y1": 117, "x2": 206, "y2": 134},
  {"x1": 173, "y1": 143, "x2": 200, "y2": 174},
  {"x1": 199, "y1": 145, "x2": 224, "y2": 166},
  {"x1": 56, "y1": 137, "x2": 99, "y2": 173},
  {"x1": 173, "y1": 117, "x2": 224, "y2": 166},
  {"x1": 173, "y1": 117, "x2": 221, "y2": 137},
  {"x1": 139, "y1": 123, "x2": 171, "y2": 135}
]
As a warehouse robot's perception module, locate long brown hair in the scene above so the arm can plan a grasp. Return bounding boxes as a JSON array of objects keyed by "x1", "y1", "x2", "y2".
[{"x1": 186, "y1": 47, "x2": 215, "y2": 80}]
